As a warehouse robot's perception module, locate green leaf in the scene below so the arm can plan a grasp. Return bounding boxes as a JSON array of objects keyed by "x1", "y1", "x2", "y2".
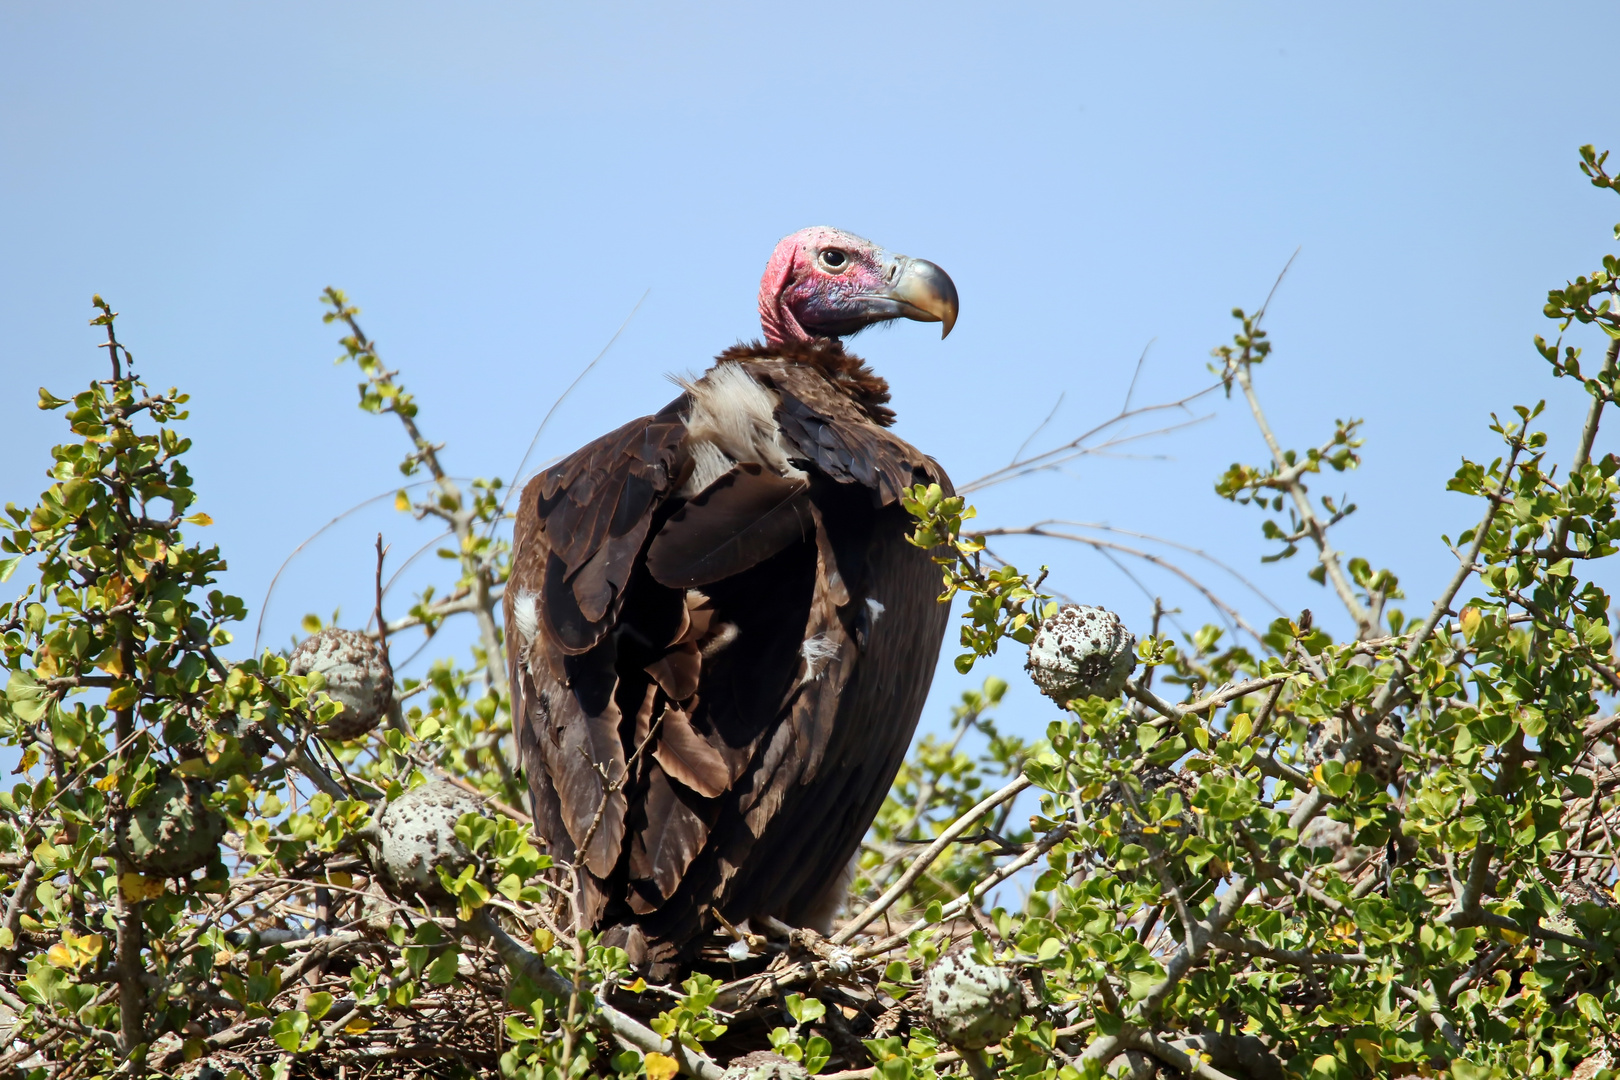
[
  {"x1": 1125, "y1": 970, "x2": 1159, "y2": 999},
  {"x1": 19, "y1": 960, "x2": 69, "y2": 1005},
  {"x1": 270, "y1": 1010, "x2": 310, "y2": 1053},
  {"x1": 786, "y1": 993, "x2": 825, "y2": 1025},
  {"x1": 1577, "y1": 992, "x2": 1604, "y2": 1023},
  {"x1": 1227, "y1": 712, "x2": 1252, "y2": 745},
  {"x1": 804, "y1": 1035, "x2": 832, "y2": 1074},
  {"x1": 5, "y1": 670, "x2": 45, "y2": 723},
  {"x1": 454, "y1": 812, "x2": 497, "y2": 853},
  {"x1": 496, "y1": 873, "x2": 524, "y2": 903},
  {"x1": 425, "y1": 948, "x2": 460, "y2": 985},
  {"x1": 505, "y1": 1015, "x2": 541, "y2": 1041}
]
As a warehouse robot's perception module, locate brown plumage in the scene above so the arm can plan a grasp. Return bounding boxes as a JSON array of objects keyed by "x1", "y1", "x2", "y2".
[{"x1": 505, "y1": 227, "x2": 959, "y2": 972}]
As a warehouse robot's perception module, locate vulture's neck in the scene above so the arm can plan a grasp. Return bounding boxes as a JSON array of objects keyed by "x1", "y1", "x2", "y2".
[{"x1": 716, "y1": 338, "x2": 896, "y2": 427}]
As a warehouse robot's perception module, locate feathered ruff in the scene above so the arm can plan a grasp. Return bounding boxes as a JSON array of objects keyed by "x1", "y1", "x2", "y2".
[{"x1": 716, "y1": 338, "x2": 896, "y2": 427}]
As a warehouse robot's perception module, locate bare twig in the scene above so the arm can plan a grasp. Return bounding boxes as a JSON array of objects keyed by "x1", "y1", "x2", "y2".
[
  {"x1": 251, "y1": 481, "x2": 464, "y2": 653},
  {"x1": 1009, "y1": 390, "x2": 1067, "y2": 467},
  {"x1": 496, "y1": 288, "x2": 651, "y2": 524},
  {"x1": 372, "y1": 534, "x2": 395, "y2": 687},
  {"x1": 832, "y1": 775, "x2": 1031, "y2": 945},
  {"x1": 959, "y1": 381, "x2": 1223, "y2": 495},
  {"x1": 1229, "y1": 361, "x2": 1367, "y2": 634},
  {"x1": 1207, "y1": 930, "x2": 1369, "y2": 968},
  {"x1": 436, "y1": 772, "x2": 532, "y2": 826},
  {"x1": 979, "y1": 524, "x2": 1274, "y2": 641},
  {"x1": 984, "y1": 519, "x2": 1286, "y2": 615}
]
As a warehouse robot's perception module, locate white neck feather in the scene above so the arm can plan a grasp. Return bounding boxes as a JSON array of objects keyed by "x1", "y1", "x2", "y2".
[{"x1": 678, "y1": 363, "x2": 805, "y2": 496}]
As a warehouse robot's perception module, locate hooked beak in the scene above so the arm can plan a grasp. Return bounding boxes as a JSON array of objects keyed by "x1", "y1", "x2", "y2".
[{"x1": 879, "y1": 256, "x2": 959, "y2": 338}]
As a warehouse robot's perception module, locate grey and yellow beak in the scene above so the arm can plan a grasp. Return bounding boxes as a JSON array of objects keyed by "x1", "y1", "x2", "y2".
[{"x1": 879, "y1": 255, "x2": 959, "y2": 338}]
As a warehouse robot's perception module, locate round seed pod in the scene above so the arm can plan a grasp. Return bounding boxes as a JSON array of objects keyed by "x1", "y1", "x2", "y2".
[
  {"x1": 369, "y1": 781, "x2": 486, "y2": 901},
  {"x1": 117, "y1": 774, "x2": 226, "y2": 878},
  {"x1": 287, "y1": 628, "x2": 392, "y2": 740},
  {"x1": 721, "y1": 1052, "x2": 809, "y2": 1080},
  {"x1": 920, "y1": 951, "x2": 1023, "y2": 1051},
  {"x1": 1025, "y1": 605, "x2": 1136, "y2": 706}
]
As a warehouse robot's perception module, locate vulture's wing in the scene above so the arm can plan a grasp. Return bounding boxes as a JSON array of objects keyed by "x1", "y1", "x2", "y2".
[
  {"x1": 507, "y1": 349, "x2": 950, "y2": 964},
  {"x1": 507, "y1": 401, "x2": 691, "y2": 897}
]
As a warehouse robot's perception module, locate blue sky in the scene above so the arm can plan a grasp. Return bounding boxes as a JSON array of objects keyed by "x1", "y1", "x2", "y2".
[{"x1": 3, "y1": 2, "x2": 1618, "y2": 744}]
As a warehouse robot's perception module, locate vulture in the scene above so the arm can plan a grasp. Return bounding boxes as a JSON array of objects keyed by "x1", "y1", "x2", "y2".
[{"x1": 505, "y1": 226, "x2": 958, "y2": 973}]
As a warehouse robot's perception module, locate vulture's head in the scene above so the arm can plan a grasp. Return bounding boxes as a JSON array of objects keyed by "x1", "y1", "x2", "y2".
[{"x1": 759, "y1": 226, "x2": 959, "y2": 347}]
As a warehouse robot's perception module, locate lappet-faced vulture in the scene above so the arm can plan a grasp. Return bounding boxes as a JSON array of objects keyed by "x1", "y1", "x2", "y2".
[{"x1": 506, "y1": 226, "x2": 958, "y2": 973}]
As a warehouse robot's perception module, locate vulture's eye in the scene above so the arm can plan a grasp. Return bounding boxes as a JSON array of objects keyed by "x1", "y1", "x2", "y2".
[{"x1": 819, "y1": 249, "x2": 849, "y2": 271}]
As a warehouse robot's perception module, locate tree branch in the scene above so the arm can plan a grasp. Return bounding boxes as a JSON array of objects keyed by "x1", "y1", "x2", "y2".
[
  {"x1": 831, "y1": 774, "x2": 1031, "y2": 945},
  {"x1": 474, "y1": 911, "x2": 724, "y2": 1080}
]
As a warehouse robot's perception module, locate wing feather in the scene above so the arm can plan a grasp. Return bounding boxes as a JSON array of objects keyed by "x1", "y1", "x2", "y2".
[
  {"x1": 651, "y1": 703, "x2": 731, "y2": 799},
  {"x1": 644, "y1": 647, "x2": 701, "y2": 701},
  {"x1": 645, "y1": 464, "x2": 812, "y2": 588},
  {"x1": 630, "y1": 764, "x2": 710, "y2": 900}
]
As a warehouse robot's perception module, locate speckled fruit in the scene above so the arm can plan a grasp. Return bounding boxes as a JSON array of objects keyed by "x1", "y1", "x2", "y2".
[
  {"x1": 720, "y1": 1053, "x2": 809, "y2": 1080},
  {"x1": 920, "y1": 952, "x2": 1023, "y2": 1051},
  {"x1": 1025, "y1": 605, "x2": 1136, "y2": 705},
  {"x1": 287, "y1": 628, "x2": 392, "y2": 740},
  {"x1": 117, "y1": 774, "x2": 226, "y2": 877},
  {"x1": 371, "y1": 781, "x2": 486, "y2": 901}
]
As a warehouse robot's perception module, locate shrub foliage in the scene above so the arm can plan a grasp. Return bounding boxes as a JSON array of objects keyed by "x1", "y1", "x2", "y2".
[{"x1": 4, "y1": 149, "x2": 1620, "y2": 1080}]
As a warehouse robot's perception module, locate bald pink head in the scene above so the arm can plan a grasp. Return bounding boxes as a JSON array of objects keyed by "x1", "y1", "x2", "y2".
[{"x1": 758, "y1": 226, "x2": 959, "y2": 348}]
